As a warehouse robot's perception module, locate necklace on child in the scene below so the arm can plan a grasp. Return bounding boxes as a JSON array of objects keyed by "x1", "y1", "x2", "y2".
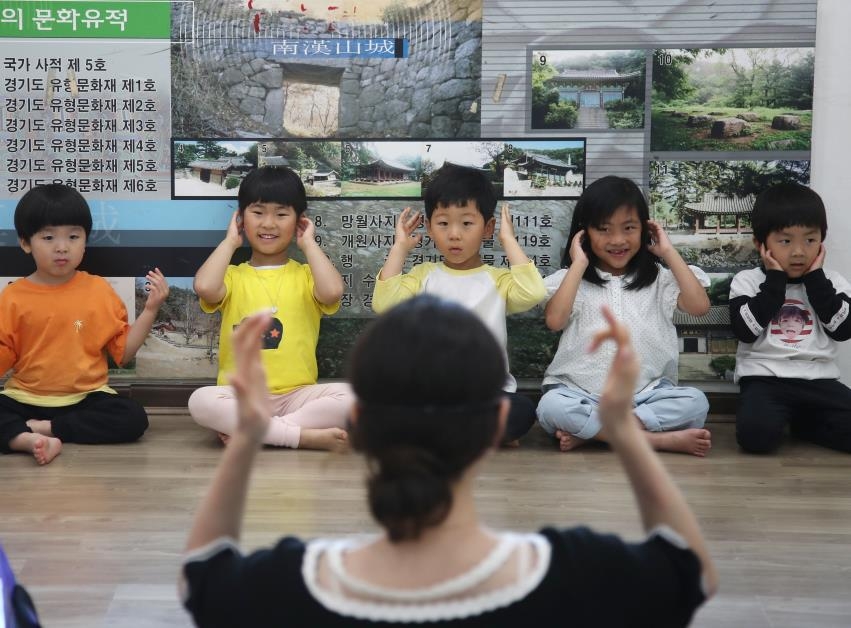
[{"x1": 253, "y1": 265, "x2": 284, "y2": 314}]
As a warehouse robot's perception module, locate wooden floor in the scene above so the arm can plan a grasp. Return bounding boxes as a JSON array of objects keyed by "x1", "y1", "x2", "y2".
[{"x1": 2, "y1": 412, "x2": 850, "y2": 628}]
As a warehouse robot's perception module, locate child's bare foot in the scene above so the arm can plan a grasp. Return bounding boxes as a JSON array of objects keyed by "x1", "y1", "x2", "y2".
[
  {"x1": 32, "y1": 435, "x2": 63, "y2": 465},
  {"x1": 298, "y1": 427, "x2": 349, "y2": 453},
  {"x1": 9, "y1": 432, "x2": 62, "y2": 465},
  {"x1": 501, "y1": 439, "x2": 520, "y2": 448},
  {"x1": 555, "y1": 429, "x2": 589, "y2": 452},
  {"x1": 217, "y1": 432, "x2": 231, "y2": 445},
  {"x1": 26, "y1": 419, "x2": 53, "y2": 436},
  {"x1": 646, "y1": 428, "x2": 712, "y2": 457}
]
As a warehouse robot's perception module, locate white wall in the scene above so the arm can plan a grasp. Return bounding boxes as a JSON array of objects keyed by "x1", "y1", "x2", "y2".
[{"x1": 811, "y1": 0, "x2": 851, "y2": 381}]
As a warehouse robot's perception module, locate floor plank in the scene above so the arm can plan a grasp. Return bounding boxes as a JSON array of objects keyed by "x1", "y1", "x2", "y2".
[{"x1": 1, "y1": 413, "x2": 850, "y2": 627}]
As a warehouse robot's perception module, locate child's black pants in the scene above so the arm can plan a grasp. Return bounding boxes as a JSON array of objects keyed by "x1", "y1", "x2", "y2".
[{"x1": 0, "y1": 392, "x2": 148, "y2": 452}]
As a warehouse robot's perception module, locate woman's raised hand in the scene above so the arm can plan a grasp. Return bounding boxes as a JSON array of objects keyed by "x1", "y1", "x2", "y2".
[
  {"x1": 229, "y1": 312, "x2": 273, "y2": 443},
  {"x1": 588, "y1": 306, "x2": 640, "y2": 437}
]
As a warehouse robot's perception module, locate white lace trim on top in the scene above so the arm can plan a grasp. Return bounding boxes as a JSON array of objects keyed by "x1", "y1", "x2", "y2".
[{"x1": 301, "y1": 532, "x2": 552, "y2": 622}]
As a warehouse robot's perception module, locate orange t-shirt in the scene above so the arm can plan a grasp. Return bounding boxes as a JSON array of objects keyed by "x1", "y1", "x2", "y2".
[{"x1": 0, "y1": 271, "x2": 129, "y2": 406}]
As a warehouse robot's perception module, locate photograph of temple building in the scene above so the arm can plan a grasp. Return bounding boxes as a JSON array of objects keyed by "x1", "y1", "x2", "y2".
[
  {"x1": 674, "y1": 303, "x2": 738, "y2": 381},
  {"x1": 503, "y1": 140, "x2": 585, "y2": 198},
  {"x1": 531, "y1": 49, "x2": 646, "y2": 130},
  {"x1": 173, "y1": 140, "x2": 258, "y2": 197},
  {"x1": 353, "y1": 159, "x2": 416, "y2": 183},
  {"x1": 173, "y1": 139, "x2": 343, "y2": 198},
  {"x1": 341, "y1": 141, "x2": 422, "y2": 197},
  {"x1": 547, "y1": 68, "x2": 641, "y2": 111}
]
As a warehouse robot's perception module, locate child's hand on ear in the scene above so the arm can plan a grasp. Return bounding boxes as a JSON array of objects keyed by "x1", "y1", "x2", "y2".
[
  {"x1": 394, "y1": 207, "x2": 422, "y2": 252},
  {"x1": 646, "y1": 221, "x2": 673, "y2": 258},
  {"x1": 498, "y1": 203, "x2": 516, "y2": 247},
  {"x1": 759, "y1": 244, "x2": 784, "y2": 272},
  {"x1": 295, "y1": 215, "x2": 315, "y2": 250},
  {"x1": 226, "y1": 210, "x2": 244, "y2": 249},
  {"x1": 143, "y1": 268, "x2": 169, "y2": 312},
  {"x1": 806, "y1": 243, "x2": 826, "y2": 274},
  {"x1": 569, "y1": 230, "x2": 589, "y2": 267}
]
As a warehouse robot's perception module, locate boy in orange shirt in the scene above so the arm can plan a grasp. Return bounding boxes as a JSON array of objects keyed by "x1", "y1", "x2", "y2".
[{"x1": 0, "y1": 184, "x2": 169, "y2": 465}]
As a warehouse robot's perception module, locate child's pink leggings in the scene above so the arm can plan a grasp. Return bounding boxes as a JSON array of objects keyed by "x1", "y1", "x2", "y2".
[{"x1": 188, "y1": 383, "x2": 353, "y2": 448}]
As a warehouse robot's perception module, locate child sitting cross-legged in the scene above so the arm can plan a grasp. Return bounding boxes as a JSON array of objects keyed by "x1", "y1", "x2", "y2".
[
  {"x1": 537, "y1": 176, "x2": 713, "y2": 456},
  {"x1": 188, "y1": 166, "x2": 352, "y2": 451},
  {"x1": 0, "y1": 184, "x2": 169, "y2": 465}
]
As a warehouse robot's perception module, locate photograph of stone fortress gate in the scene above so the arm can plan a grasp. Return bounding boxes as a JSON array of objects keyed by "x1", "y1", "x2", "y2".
[{"x1": 171, "y1": 0, "x2": 482, "y2": 138}]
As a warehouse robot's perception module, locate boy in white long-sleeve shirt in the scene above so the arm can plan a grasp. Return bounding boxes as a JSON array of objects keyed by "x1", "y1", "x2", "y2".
[
  {"x1": 729, "y1": 183, "x2": 851, "y2": 454},
  {"x1": 372, "y1": 164, "x2": 546, "y2": 445}
]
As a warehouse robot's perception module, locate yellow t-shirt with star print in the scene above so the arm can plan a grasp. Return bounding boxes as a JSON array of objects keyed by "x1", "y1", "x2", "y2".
[
  {"x1": 201, "y1": 260, "x2": 339, "y2": 394},
  {"x1": 0, "y1": 271, "x2": 128, "y2": 406}
]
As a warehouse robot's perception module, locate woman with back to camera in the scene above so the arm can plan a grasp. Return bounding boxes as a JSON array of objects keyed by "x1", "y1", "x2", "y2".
[{"x1": 181, "y1": 295, "x2": 717, "y2": 626}]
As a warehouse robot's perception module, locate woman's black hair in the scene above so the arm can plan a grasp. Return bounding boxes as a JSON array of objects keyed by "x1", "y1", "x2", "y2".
[
  {"x1": 237, "y1": 166, "x2": 307, "y2": 216},
  {"x1": 347, "y1": 295, "x2": 506, "y2": 542},
  {"x1": 14, "y1": 183, "x2": 92, "y2": 241},
  {"x1": 563, "y1": 175, "x2": 659, "y2": 290}
]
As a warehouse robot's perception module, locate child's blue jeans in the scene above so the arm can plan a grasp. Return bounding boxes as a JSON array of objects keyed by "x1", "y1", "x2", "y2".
[{"x1": 536, "y1": 379, "x2": 708, "y2": 439}]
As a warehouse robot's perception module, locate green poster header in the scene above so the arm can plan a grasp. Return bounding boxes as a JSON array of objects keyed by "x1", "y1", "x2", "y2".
[{"x1": 0, "y1": 2, "x2": 170, "y2": 39}]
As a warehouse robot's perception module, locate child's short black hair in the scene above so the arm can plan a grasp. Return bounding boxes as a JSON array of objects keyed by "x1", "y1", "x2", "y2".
[
  {"x1": 237, "y1": 166, "x2": 307, "y2": 216},
  {"x1": 563, "y1": 175, "x2": 658, "y2": 290},
  {"x1": 14, "y1": 183, "x2": 92, "y2": 241},
  {"x1": 423, "y1": 164, "x2": 497, "y2": 221},
  {"x1": 752, "y1": 183, "x2": 827, "y2": 245},
  {"x1": 347, "y1": 295, "x2": 505, "y2": 542}
]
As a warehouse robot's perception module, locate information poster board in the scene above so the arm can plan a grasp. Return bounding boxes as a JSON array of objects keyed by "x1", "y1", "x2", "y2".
[{"x1": 0, "y1": 2, "x2": 816, "y2": 382}]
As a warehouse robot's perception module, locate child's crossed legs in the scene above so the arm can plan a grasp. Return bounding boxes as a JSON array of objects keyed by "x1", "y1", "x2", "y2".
[
  {"x1": 537, "y1": 380, "x2": 711, "y2": 456},
  {"x1": 189, "y1": 383, "x2": 353, "y2": 452}
]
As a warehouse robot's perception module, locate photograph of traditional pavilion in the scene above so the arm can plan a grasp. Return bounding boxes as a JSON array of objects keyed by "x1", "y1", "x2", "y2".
[
  {"x1": 341, "y1": 141, "x2": 422, "y2": 197},
  {"x1": 649, "y1": 159, "x2": 810, "y2": 272},
  {"x1": 173, "y1": 140, "x2": 258, "y2": 198},
  {"x1": 531, "y1": 49, "x2": 646, "y2": 130},
  {"x1": 651, "y1": 47, "x2": 814, "y2": 151},
  {"x1": 682, "y1": 193, "x2": 754, "y2": 236}
]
